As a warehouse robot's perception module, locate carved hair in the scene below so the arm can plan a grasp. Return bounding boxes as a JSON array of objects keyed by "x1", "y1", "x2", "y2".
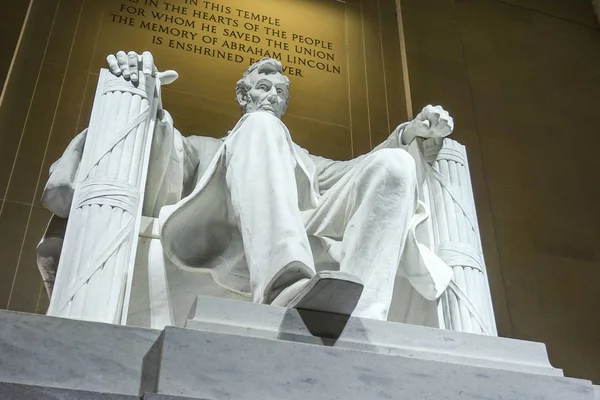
[{"x1": 235, "y1": 58, "x2": 290, "y2": 115}]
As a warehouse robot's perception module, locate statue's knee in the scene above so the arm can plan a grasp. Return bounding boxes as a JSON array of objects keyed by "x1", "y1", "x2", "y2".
[{"x1": 366, "y1": 149, "x2": 416, "y2": 188}]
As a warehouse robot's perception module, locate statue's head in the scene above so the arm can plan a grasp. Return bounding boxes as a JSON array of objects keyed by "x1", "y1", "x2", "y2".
[{"x1": 236, "y1": 58, "x2": 290, "y2": 119}]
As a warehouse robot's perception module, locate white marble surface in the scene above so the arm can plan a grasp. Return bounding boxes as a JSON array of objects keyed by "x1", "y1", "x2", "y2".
[
  {"x1": 0, "y1": 382, "x2": 139, "y2": 400},
  {"x1": 46, "y1": 69, "x2": 159, "y2": 324},
  {"x1": 421, "y1": 138, "x2": 497, "y2": 335},
  {"x1": 186, "y1": 295, "x2": 559, "y2": 376},
  {"x1": 143, "y1": 394, "x2": 207, "y2": 400},
  {"x1": 45, "y1": 52, "x2": 467, "y2": 327},
  {"x1": 156, "y1": 326, "x2": 596, "y2": 400},
  {"x1": 0, "y1": 309, "x2": 597, "y2": 400},
  {"x1": 128, "y1": 234, "x2": 248, "y2": 329},
  {"x1": 0, "y1": 310, "x2": 160, "y2": 395},
  {"x1": 0, "y1": 382, "x2": 208, "y2": 400}
]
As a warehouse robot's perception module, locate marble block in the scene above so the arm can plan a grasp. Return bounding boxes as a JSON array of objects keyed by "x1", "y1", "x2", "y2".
[
  {"x1": 185, "y1": 295, "x2": 560, "y2": 376},
  {"x1": 156, "y1": 326, "x2": 596, "y2": 400},
  {"x1": 0, "y1": 310, "x2": 161, "y2": 396},
  {"x1": 0, "y1": 382, "x2": 139, "y2": 400},
  {"x1": 143, "y1": 394, "x2": 207, "y2": 400},
  {"x1": 0, "y1": 308, "x2": 597, "y2": 400}
]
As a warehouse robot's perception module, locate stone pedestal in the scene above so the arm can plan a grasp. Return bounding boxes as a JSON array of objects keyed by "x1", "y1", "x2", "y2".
[
  {"x1": 0, "y1": 296, "x2": 597, "y2": 399},
  {"x1": 186, "y1": 296, "x2": 558, "y2": 376}
]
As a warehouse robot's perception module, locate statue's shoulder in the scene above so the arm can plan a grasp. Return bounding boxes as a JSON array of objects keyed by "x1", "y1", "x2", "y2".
[
  {"x1": 185, "y1": 134, "x2": 224, "y2": 144},
  {"x1": 184, "y1": 134, "x2": 224, "y2": 157}
]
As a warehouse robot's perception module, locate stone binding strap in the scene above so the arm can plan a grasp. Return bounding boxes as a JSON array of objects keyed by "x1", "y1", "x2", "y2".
[
  {"x1": 47, "y1": 69, "x2": 158, "y2": 323},
  {"x1": 421, "y1": 138, "x2": 497, "y2": 336}
]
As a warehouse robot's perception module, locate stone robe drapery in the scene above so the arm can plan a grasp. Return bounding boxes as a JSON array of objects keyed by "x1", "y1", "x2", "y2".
[
  {"x1": 40, "y1": 108, "x2": 452, "y2": 322},
  {"x1": 144, "y1": 110, "x2": 452, "y2": 303}
]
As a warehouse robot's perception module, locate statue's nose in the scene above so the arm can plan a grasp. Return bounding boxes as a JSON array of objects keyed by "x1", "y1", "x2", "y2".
[{"x1": 267, "y1": 94, "x2": 278, "y2": 104}]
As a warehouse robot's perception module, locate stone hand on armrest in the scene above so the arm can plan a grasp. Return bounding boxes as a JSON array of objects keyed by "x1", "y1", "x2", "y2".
[
  {"x1": 400, "y1": 104, "x2": 454, "y2": 145},
  {"x1": 106, "y1": 50, "x2": 178, "y2": 85}
]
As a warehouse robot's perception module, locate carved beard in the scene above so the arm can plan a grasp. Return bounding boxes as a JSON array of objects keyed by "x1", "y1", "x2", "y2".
[
  {"x1": 243, "y1": 94, "x2": 284, "y2": 118},
  {"x1": 239, "y1": 88, "x2": 289, "y2": 119},
  {"x1": 243, "y1": 93, "x2": 260, "y2": 114}
]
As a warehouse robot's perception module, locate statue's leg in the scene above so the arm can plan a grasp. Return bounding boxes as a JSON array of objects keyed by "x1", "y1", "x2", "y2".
[
  {"x1": 224, "y1": 113, "x2": 315, "y2": 304},
  {"x1": 305, "y1": 149, "x2": 417, "y2": 320}
]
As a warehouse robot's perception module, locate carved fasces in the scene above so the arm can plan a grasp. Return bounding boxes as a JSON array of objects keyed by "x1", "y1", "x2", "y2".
[
  {"x1": 420, "y1": 138, "x2": 497, "y2": 335},
  {"x1": 47, "y1": 68, "x2": 159, "y2": 323}
]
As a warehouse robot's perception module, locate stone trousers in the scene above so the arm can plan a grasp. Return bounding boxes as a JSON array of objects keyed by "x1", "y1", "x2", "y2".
[{"x1": 224, "y1": 114, "x2": 418, "y2": 320}]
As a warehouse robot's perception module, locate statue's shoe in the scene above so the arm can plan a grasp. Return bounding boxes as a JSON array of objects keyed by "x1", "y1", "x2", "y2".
[{"x1": 271, "y1": 271, "x2": 364, "y2": 316}]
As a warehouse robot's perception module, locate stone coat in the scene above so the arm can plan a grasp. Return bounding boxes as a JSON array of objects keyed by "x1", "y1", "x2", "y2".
[
  {"x1": 40, "y1": 109, "x2": 452, "y2": 321},
  {"x1": 143, "y1": 110, "x2": 452, "y2": 302}
]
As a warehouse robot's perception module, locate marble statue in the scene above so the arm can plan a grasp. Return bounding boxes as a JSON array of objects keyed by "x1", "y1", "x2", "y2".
[{"x1": 39, "y1": 50, "x2": 496, "y2": 330}]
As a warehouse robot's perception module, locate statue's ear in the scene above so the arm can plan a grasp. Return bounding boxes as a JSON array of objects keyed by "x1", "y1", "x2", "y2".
[{"x1": 236, "y1": 88, "x2": 248, "y2": 108}]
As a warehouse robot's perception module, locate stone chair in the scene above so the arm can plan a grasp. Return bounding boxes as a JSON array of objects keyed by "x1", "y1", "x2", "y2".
[{"x1": 38, "y1": 69, "x2": 496, "y2": 335}]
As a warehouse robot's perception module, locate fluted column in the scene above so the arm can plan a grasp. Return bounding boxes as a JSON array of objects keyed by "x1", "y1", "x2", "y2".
[
  {"x1": 47, "y1": 69, "x2": 158, "y2": 324},
  {"x1": 420, "y1": 138, "x2": 497, "y2": 336}
]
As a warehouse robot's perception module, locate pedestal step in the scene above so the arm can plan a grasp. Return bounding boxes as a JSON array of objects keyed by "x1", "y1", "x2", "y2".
[
  {"x1": 158, "y1": 325, "x2": 595, "y2": 400},
  {"x1": 0, "y1": 310, "x2": 160, "y2": 396},
  {"x1": 0, "y1": 382, "x2": 205, "y2": 400},
  {"x1": 0, "y1": 301, "x2": 596, "y2": 400},
  {"x1": 143, "y1": 394, "x2": 206, "y2": 400},
  {"x1": 0, "y1": 382, "x2": 138, "y2": 399},
  {"x1": 186, "y1": 295, "x2": 560, "y2": 377}
]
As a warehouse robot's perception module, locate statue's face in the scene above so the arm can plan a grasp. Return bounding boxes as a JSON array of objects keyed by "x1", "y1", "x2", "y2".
[{"x1": 242, "y1": 67, "x2": 289, "y2": 119}]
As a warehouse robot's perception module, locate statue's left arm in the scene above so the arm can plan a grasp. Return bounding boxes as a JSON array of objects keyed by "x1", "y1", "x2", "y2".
[{"x1": 313, "y1": 105, "x2": 454, "y2": 192}]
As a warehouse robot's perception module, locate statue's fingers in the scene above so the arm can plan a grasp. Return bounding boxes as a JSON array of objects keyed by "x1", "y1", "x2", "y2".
[
  {"x1": 446, "y1": 116, "x2": 454, "y2": 132},
  {"x1": 439, "y1": 124, "x2": 452, "y2": 137},
  {"x1": 428, "y1": 112, "x2": 440, "y2": 130},
  {"x1": 106, "y1": 54, "x2": 121, "y2": 76},
  {"x1": 128, "y1": 51, "x2": 140, "y2": 83},
  {"x1": 142, "y1": 51, "x2": 153, "y2": 76},
  {"x1": 434, "y1": 105, "x2": 449, "y2": 119},
  {"x1": 116, "y1": 51, "x2": 129, "y2": 78},
  {"x1": 418, "y1": 104, "x2": 433, "y2": 120},
  {"x1": 417, "y1": 119, "x2": 431, "y2": 134},
  {"x1": 157, "y1": 70, "x2": 179, "y2": 85},
  {"x1": 438, "y1": 108, "x2": 451, "y2": 121}
]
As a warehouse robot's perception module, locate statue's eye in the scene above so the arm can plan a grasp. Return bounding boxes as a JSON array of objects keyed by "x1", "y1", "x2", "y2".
[
  {"x1": 258, "y1": 84, "x2": 268, "y2": 90},
  {"x1": 277, "y1": 88, "x2": 284, "y2": 95}
]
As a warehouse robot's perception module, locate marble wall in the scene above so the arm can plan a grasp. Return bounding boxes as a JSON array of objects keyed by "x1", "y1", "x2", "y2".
[
  {"x1": 402, "y1": 0, "x2": 600, "y2": 384},
  {"x1": 0, "y1": 0, "x2": 52, "y2": 315},
  {"x1": 0, "y1": 3, "x2": 30, "y2": 91}
]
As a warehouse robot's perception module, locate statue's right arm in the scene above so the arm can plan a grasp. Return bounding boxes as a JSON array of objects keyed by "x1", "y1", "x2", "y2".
[
  {"x1": 42, "y1": 112, "x2": 197, "y2": 219},
  {"x1": 145, "y1": 109, "x2": 202, "y2": 215},
  {"x1": 108, "y1": 50, "x2": 202, "y2": 213},
  {"x1": 42, "y1": 51, "x2": 195, "y2": 218},
  {"x1": 42, "y1": 128, "x2": 87, "y2": 218}
]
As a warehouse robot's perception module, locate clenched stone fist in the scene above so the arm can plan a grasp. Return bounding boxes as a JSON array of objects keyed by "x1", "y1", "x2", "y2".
[{"x1": 401, "y1": 105, "x2": 454, "y2": 144}]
